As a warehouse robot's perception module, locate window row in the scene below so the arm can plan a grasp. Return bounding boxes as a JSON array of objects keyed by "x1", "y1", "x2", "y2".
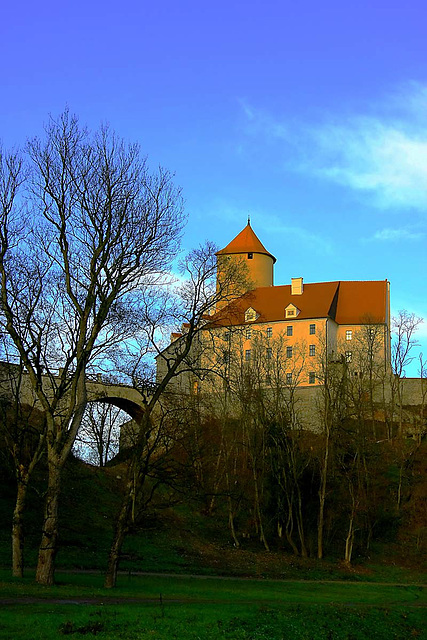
[
  {"x1": 345, "y1": 328, "x2": 376, "y2": 341},
  {"x1": 243, "y1": 344, "x2": 316, "y2": 361},
  {"x1": 265, "y1": 372, "x2": 316, "y2": 385},
  {"x1": 238, "y1": 348, "x2": 355, "y2": 364},
  {"x1": 267, "y1": 324, "x2": 317, "y2": 337},
  {"x1": 197, "y1": 372, "x2": 317, "y2": 393},
  {"x1": 243, "y1": 324, "x2": 317, "y2": 341}
]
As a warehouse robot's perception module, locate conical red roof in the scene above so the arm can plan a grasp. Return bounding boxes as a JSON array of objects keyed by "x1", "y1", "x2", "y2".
[{"x1": 216, "y1": 223, "x2": 276, "y2": 263}]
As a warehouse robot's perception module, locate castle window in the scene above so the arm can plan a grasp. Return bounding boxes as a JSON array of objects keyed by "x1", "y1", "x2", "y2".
[
  {"x1": 309, "y1": 344, "x2": 316, "y2": 356},
  {"x1": 266, "y1": 327, "x2": 272, "y2": 338},
  {"x1": 247, "y1": 252, "x2": 253, "y2": 259},
  {"x1": 286, "y1": 373, "x2": 293, "y2": 385},
  {"x1": 309, "y1": 372, "x2": 316, "y2": 384},
  {"x1": 345, "y1": 351, "x2": 352, "y2": 363},
  {"x1": 224, "y1": 331, "x2": 231, "y2": 342},
  {"x1": 287, "y1": 325, "x2": 293, "y2": 336},
  {"x1": 346, "y1": 330, "x2": 352, "y2": 341},
  {"x1": 246, "y1": 327, "x2": 252, "y2": 340},
  {"x1": 267, "y1": 347, "x2": 272, "y2": 359},
  {"x1": 309, "y1": 324, "x2": 316, "y2": 335},
  {"x1": 223, "y1": 351, "x2": 230, "y2": 364},
  {"x1": 245, "y1": 349, "x2": 251, "y2": 361},
  {"x1": 286, "y1": 346, "x2": 293, "y2": 358}
]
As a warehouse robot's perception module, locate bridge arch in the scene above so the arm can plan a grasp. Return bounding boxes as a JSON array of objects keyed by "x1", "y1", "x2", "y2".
[{"x1": 86, "y1": 381, "x2": 149, "y2": 424}]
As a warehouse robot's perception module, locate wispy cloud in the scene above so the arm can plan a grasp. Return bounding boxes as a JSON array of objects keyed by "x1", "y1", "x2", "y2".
[
  {"x1": 238, "y1": 98, "x2": 290, "y2": 140},
  {"x1": 310, "y1": 118, "x2": 427, "y2": 210},
  {"x1": 239, "y1": 83, "x2": 427, "y2": 212},
  {"x1": 205, "y1": 201, "x2": 333, "y2": 256},
  {"x1": 261, "y1": 218, "x2": 333, "y2": 255},
  {"x1": 367, "y1": 228, "x2": 425, "y2": 242}
]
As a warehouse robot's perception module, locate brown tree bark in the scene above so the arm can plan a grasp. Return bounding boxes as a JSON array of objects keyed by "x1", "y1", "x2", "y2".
[
  {"x1": 317, "y1": 428, "x2": 330, "y2": 559},
  {"x1": 105, "y1": 495, "x2": 131, "y2": 588},
  {"x1": 35, "y1": 459, "x2": 62, "y2": 585},
  {"x1": 12, "y1": 479, "x2": 27, "y2": 578}
]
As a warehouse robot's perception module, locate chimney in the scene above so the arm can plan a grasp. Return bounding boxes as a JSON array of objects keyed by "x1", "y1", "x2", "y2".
[{"x1": 291, "y1": 277, "x2": 303, "y2": 295}]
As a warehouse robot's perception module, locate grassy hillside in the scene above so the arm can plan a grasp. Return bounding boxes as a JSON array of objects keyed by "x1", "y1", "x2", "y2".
[{"x1": 0, "y1": 451, "x2": 425, "y2": 583}]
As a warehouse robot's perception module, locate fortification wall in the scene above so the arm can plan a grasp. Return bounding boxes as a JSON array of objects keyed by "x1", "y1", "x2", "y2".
[{"x1": 400, "y1": 377, "x2": 427, "y2": 406}]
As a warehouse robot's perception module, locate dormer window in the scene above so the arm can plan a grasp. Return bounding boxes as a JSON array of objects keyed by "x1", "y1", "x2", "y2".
[
  {"x1": 285, "y1": 303, "x2": 300, "y2": 319},
  {"x1": 245, "y1": 307, "x2": 259, "y2": 322}
]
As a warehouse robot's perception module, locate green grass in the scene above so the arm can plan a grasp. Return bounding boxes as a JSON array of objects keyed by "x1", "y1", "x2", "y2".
[
  {"x1": 1, "y1": 570, "x2": 426, "y2": 602},
  {"x1": 0, "y1": 573, "x2": 426, "y2": 639},
  {"x1": 0, "y1": 602, "x2": 426, "y2": 640}
]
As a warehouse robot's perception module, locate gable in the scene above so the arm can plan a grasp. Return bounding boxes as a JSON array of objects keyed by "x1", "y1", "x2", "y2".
[
  {"x1": 285, "y1": 303, "x2": 300, "y2": 318},
  {"x1": 245, "y1": 307, "x2": 259, "y2": 322}
]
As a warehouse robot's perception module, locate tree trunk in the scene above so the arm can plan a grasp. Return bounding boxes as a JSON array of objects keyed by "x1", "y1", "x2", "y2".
[
  {"x1": 12, "y1": 479, "x2": 27, "y2": 578},
  {"x1": 344, "y1": 481, "x2": 357, "y2": 566},
  {"x1": 252, "y1": 467, "x2": 269, "y2": 551},
  {"x1": 284, "y1": 501, "x2": 299, "y2": 556},
  {"x1": 207, "y1": 437, "x2": 225, "y2": 516},
  {"x1": 104, "y1": 494, "x2": 131, "y2": 588},
  {"x1": 35, "y1": 459, "x2": 62, "y2": 585},
  {"x1": 317, "y1": 428, "x2": 330, "y2": 559},
  {"x1": 344, "y1": 512, "x2": 355, "y2": 565},
  {"x1": 225, "y1": 471, "x2": 240, "y2": 548},
  {"x1": 296, "y1": 489, "x2": 308, "y2": 558},
  {"x1": 228, "y1": 496, "x2": 240, "y2": 549}
]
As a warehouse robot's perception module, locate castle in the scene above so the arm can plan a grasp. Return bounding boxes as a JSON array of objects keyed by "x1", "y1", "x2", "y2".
[
  {"x1": 212, "y1": 221, "x2": 391, "y2": 384},
  {"x1": 155, "y1": 222, "x2": 402, "y2": 432}
]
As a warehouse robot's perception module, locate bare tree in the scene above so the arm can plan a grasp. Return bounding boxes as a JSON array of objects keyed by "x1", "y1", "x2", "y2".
[
  {"x1": 0, "y1": 353, "x2": 46, "y2": 577},
  {"x1": 391, "y1": 311, "x2": 423, "y2": 436},
  {"x1": 0, "y1": 111, "x2": 184, "y2": 585},
  {"x1": 417, "y1": 353, "x2": 427, "y2": 443},
  {"x1": 104, "y1": 241, "x2": 248, "y2": 587},
  {"x1": 314, "y1": 332, "x2": 348, "y2": 560},
  {"x1": 0, "y1": 149, "x2": 46, "y2": 577},
  {"x1": 344, "y1": 321, "x2": 387, "y2": 439},
  {"x1": 392, "y1": 311, "x2": 423, "y2": 377},
  {"x1": 72, "y1": 402, "x2": 127, "y2": 466}
]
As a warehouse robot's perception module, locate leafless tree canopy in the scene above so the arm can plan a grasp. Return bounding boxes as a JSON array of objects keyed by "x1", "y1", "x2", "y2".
[
  {"x1": 1, "y1": 110, "x2": 184, "y2": 377},
  {"x1": 0, "y1": 110, "x2": 185, "y2": 585}
]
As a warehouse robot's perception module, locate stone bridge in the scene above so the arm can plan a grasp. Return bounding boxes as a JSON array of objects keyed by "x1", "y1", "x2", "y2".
[{"x1": 0, "y1": 362, "x2": 151, "y2": 424}]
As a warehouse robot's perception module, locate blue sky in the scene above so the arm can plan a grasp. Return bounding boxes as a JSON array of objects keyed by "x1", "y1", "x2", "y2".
[{"x1": 2, "y1": 0, "x2": 427, "y2": 374}]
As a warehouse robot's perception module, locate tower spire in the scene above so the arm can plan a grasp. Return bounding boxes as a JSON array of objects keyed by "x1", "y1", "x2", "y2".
[{"x1": 216, "y1": 222, "x2": 276, "y2": 296}]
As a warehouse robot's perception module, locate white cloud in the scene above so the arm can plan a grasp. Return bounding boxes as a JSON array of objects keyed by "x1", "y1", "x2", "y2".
[
  {"x1": 368, "y1": 228, "x2": 425, "y2": 242},
  {"x1": 239, "y1": 83, "x2": 427, "y2": 212},
  {"x1": 311, "y1": 118, "x2": 427, "y2": 210}
]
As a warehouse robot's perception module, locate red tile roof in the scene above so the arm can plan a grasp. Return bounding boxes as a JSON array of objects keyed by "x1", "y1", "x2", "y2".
[
  {"x1": 210, "y1": 280, "x2": 388, "y2": 326},
  {"x1": 216, "y1": 223, "x2": 276, "y2": 263},
  {"x1": 335, "y1": 280, "x2": 388, "y2": 324}
]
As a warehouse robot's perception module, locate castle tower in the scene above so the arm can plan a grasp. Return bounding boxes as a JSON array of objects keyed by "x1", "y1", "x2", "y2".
[{"x1": 215, "y1": 221, "x2": 276, "y2": 307}]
